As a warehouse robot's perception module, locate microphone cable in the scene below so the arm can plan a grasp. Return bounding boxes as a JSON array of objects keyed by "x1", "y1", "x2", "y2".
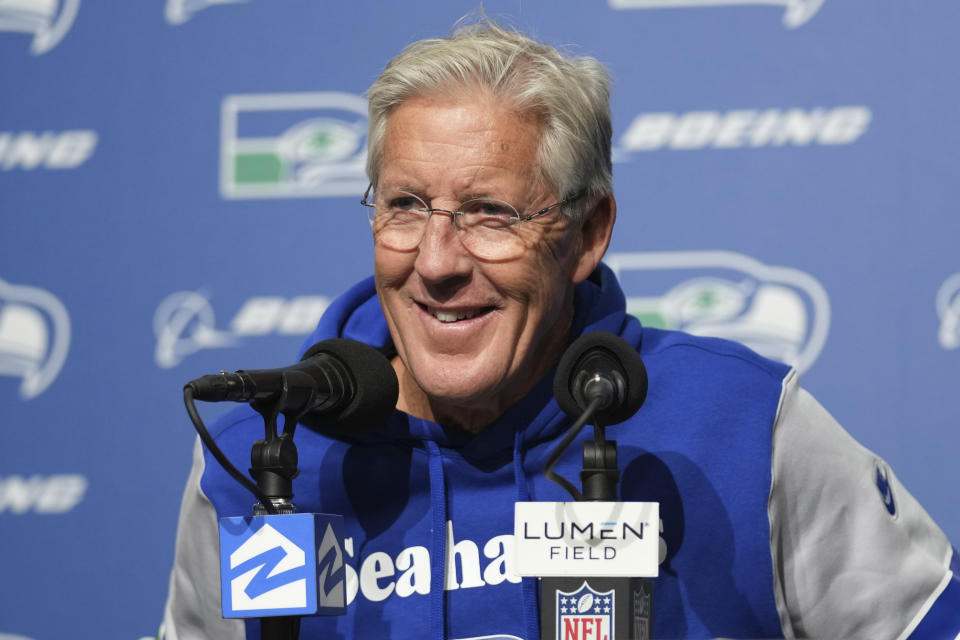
[
  {"x1": 542, "y1": 396, "x2": 603, "y2": 502},
  {"x1": 184, "y1": 384, "x2": 278, "y2": 515}
]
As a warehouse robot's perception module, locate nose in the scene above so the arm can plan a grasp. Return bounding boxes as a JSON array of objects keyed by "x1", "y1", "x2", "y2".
[{"x1": 413, "y1": 210, "x2": 473, "y2": 290}]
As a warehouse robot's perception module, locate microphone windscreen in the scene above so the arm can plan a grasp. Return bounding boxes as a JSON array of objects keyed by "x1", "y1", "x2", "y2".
[
  {"x1": 553, "y1": 331, "x2": 648, "y2": 425},
  {"x1": 300, "y1": 338, "x2": 399, "y2": 433}
]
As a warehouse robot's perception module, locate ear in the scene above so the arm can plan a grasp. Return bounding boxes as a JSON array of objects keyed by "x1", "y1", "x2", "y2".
[{"x1": 571, "y1": 194, "x2": 616, "y2": 284}]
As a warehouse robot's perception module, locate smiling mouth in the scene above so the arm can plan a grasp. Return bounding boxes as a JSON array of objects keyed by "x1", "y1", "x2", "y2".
[{"x1": 419, "y1": 303, "x2": 495, "y2": 323}]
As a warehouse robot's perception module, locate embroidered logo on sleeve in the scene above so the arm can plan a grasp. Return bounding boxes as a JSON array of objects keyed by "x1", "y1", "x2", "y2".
[{"x1": 874, "y1": 460, "x2": 897, "y2": 518}]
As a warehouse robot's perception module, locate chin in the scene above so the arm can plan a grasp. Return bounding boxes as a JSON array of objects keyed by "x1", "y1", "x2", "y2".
[{"x1": 409, "y1": 351, "x2": 512, "y2": 407}]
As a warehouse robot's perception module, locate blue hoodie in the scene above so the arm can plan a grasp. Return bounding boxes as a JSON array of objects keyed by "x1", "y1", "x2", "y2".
[{"x1": 171, "y1": 264, "x2": 960, "y2": 639}]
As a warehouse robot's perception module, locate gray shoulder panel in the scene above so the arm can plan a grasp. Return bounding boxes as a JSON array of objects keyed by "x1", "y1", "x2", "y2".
[
  {"x1": 161, "y1": 437, "x2": 245, "y2": 640},
  {"x1": 768, "y1": 370, "x2": 953, "y2": 639}
]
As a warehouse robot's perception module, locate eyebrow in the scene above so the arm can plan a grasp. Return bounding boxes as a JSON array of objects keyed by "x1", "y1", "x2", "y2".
[
  {"x1": 381, "y1": 184, "x2": 425, "y2": 197},
  {"x1": 383, "y1": 185, "x2": 506, "y2": 205},
  {"x1": 458, "y1": 191, "x2": 502, "y2": 203}
]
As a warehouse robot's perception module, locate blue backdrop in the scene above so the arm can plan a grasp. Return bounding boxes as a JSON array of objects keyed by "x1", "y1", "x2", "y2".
[{"x1": 1, "y1": 1, "x2": 958, "y2": 638}]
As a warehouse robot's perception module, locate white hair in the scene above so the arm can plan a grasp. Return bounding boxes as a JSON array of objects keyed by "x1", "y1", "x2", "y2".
[{"x1": 366, "y1": 18, "x2": 613, "y2": 221}]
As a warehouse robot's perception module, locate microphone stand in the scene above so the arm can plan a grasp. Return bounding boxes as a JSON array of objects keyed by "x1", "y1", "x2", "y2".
[
  {"x1": 186, "y1": 363, "x2": 355, "y2": 638},
  {"x1": 248, "y1": 372, "x2": 316, "y2": 640},
  {"x1": 541, "y1": 416, "x2": 655, "y2": 640},
  {"x1": 580, "y1": 423, "x2": 619, "y2": 502}
]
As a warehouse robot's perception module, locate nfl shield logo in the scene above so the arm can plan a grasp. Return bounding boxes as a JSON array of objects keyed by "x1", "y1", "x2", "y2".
[
  {"x1": 556, "y1": 581, "x2": 614, "y2": 640},
  {"x1": 632, "y1": 587, "x2": 652, "y2": 640}
]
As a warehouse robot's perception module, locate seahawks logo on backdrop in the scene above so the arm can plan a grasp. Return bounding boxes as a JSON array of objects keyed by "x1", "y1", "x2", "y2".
[
  {"x1": 607, "y1": 251, "x2": 830, "y2": 374},
  {"x1": 607, "y1": 0, "x2": 825, "y2": 28},
  {"x1": 0, "y1": 0, "x2": 80, "y2": 54},
  {"x1": 220, "y1": 92, "x2": 368, "y2": 199},
  {"x1": 936, "y1": 273, "x2": 960, "y2": 350},
  {"x1": 0, "y1": 278, "x2": 70, "y2": 399},
  {"x1": 874, "y1": 460, "x2": 897, "y2": 518}
]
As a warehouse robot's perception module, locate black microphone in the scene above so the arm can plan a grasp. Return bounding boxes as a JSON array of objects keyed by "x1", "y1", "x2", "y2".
[
  {"x1": 536, "y1": 332, "x2": 657, "y2": 638},
  {"x1": 186, "y1": 338, "x2": 399, "y2": 428},
  {"x1": 553, "y1": 331, "x2": 648, "y2": 425}
]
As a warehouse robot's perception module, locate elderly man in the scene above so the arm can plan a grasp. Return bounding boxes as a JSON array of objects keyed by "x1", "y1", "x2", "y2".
[{"x1": 163, "y1": 20, "x2": 960, "y2": 640}]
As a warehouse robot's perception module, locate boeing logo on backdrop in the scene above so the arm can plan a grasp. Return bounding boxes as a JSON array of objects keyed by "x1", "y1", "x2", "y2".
[
  {"x1": 936, "y1": 273, "x2": 960, "y2": 350},
  {"x1": 0, "y1": 0, "x2": 80, "y2": 54},
  {"x1": 615, "y1": 106, "x2": 870, "y2": 157},
  {"x1": 0, "y1": 278, "x2": 70, "y2": 399},
  {"x1": 153, "y1": 291, "x2": 330, "y2": 368},
  {"x1": 608, "y1": 0, "x2": 824, "y2": 28},
  {"x1": 0, "y1": 474, "x2": 87, "y2": 514},
  {"x1": 606, "y1": 251, "x2": 830, "y2": 374},
  {"x1": 220, "y1": 92, "x2": 369, "y2": 199},
  {"x1": 0, "y1": 130, "x2": 97, "y2": 170},
  {"x1": 165, "y1": 0, "x2": 246, "y2": 25}
]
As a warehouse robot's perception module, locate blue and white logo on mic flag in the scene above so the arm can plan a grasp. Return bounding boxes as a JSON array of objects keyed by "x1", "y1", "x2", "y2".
[
  {"x1": 219, "y1": 513, "x2": 346, "y2": 618},
  {"x1": 556, "y1": 582, "x2": 614, "y2": 640}
]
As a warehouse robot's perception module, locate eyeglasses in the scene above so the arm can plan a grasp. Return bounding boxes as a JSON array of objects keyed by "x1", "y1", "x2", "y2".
[{"x1": 361, "y1": 184, "x2": 582, "y2": 261}]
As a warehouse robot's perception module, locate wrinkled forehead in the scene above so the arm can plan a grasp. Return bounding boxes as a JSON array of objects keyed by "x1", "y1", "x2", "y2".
[
  {"x1": 375, "y1": 84, "x2": 546, "y2": 175},
  {"x1": 377, "y1": 92, "x2": 548, "y2": 198}
]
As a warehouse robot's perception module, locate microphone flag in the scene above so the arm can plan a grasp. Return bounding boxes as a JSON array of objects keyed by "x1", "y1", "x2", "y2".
[
  {"x1": 514, "y1": 502, "x2": 659, "y2": 577},
  {"x1": 515, "y1": 502, "x2": 658, "y2": 640},
  {"x1": 219, "y1": 512, "x2": 347, "y2": 618}
]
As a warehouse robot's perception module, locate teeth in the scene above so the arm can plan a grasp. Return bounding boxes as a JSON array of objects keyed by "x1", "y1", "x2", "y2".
[{"x1": 430, "y1": 308, "x2": 481, "y2": 323}]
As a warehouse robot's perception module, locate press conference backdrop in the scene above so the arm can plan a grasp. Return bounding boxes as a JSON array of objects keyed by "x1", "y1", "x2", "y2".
[{"x1": 1, "y1": 1, "x2": 957, "y2": 638}]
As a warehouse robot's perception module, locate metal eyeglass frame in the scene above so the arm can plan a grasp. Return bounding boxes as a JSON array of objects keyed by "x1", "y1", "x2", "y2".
[{"x1": 360, "y1": 184, "x2": 584, "y2": 227}]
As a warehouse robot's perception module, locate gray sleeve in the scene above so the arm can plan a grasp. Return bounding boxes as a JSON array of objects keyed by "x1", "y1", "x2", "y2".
[
  {"x1": 769, "y1": 369, "x2": 955, "y2": 640},
  {"x1": 161, "y1": 437, "x2": 245, "y2": 640}
]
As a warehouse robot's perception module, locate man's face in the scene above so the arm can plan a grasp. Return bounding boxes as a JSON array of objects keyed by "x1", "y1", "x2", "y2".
[{"x1": 373, "y1": 91, "x2": 601, "y2": 429}]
